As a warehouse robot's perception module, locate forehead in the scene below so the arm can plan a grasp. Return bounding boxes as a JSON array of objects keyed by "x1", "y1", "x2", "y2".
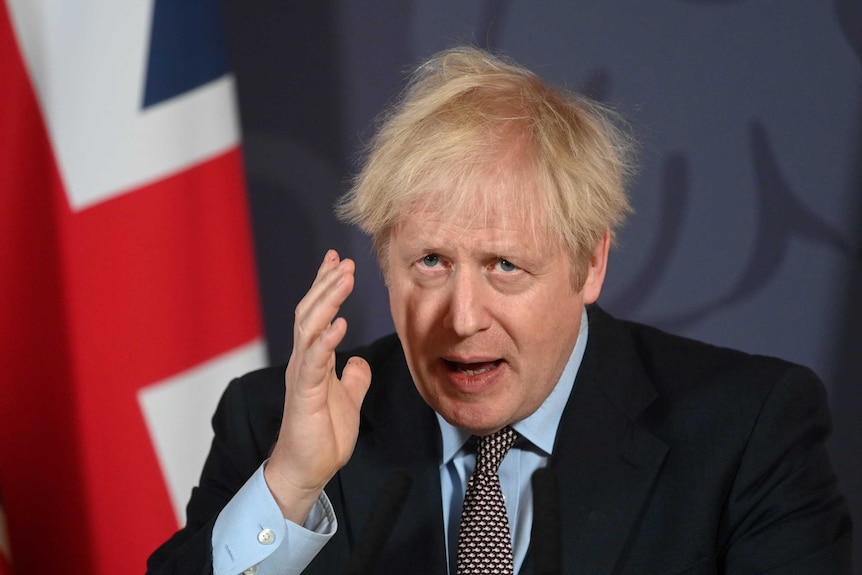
[
  {"x1": 392, "y1": 194, "x2": 561, "y2": 257},
  {"x1": 400, "y1": 158, "x2": 550, "y2": 232}
]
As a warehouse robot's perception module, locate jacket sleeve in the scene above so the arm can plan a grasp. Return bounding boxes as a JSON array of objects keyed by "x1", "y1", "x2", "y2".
[
  {"x1": 720, "y1": 364, "x2": 853, "y2": 574},
  {"x1": 146, "y1": 374, "x2": 276, "y2": 575}
]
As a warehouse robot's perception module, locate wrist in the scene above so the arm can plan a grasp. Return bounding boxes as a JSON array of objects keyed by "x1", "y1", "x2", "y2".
[{"x1": 262, "y1": 460, "x2": 325, "y2": 524}]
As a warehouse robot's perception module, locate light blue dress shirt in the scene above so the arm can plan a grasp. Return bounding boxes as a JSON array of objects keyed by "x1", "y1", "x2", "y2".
[
  {"x1": 212, "y1": 308, "x2": 588, "y2": 575},
  {"x1": 438, "y1": 307, "x2": 587, "y2": 574}
]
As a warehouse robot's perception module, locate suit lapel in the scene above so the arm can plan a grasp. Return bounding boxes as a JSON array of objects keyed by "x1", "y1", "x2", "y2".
[
  {"x1": 337, "y1": 349, "x2": 449, "y2": 575},
  {"x1": 547, "y1": 306, "x2": 669, "y2": 575},
  {"x1": 329, "y1": 307, "x2": 668, "y2": 575}
]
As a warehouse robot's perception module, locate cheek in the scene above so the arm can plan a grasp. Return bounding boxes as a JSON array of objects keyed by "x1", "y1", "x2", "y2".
[
  {"x1": 518, "y1": 292, "x2": 574, "y2": 335},
  {"x1": 388, "y1": 283, "x2": 438, "y2": 345},
  {"x1": 509, "y1": 291, "x2": 583, "y2": 370}
]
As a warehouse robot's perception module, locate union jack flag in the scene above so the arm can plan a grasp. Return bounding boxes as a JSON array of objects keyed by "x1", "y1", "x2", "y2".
[{"x1": 0, "y1": 1, "x2": 266, "y2": 573}]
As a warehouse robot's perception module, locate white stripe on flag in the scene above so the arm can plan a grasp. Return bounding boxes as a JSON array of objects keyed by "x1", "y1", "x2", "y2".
[
  {"x1": 138, "y1": 339, "x2": 268, "y2": 526},
  {"x1": 6, "y1": 0, "x2": 240, "y2": 211}
]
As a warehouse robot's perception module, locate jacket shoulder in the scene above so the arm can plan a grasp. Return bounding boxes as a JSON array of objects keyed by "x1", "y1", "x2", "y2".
[{"x1": 591, "y1": 306, "x2": 818, "y2": 397}]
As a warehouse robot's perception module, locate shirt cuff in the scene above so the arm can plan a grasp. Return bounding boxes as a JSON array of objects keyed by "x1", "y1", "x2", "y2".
[{"x1": 212, "y1": 462, "x2": 337, "y2": 575}]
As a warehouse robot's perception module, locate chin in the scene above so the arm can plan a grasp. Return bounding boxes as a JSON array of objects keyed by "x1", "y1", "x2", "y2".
[{"x1": 442, "y1": 402, "x2": 512, "y2": 436}]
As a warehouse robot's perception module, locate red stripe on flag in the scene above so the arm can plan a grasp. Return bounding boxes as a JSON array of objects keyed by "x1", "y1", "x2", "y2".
[
  {"x1": 0, "y1": 1, "x2": 95, "y2": 572},
  {"x1": 0, "y1": 548, "x2": 11, "y2": 575},
  {"x1": 62, "y1": 149, "x2": 262, "y2": 389},
  {"x1": 59, "y1": 149, "x2": 263, "y2": 575}
]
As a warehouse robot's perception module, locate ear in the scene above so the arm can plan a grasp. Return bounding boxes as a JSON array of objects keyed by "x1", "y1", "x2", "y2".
[{"x1": 581, "y1": 229, "x2": 610, "y2": 304}]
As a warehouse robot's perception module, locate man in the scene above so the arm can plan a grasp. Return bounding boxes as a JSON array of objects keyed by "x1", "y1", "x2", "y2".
[{"x1": 148, "y1": 47, "x2": 852, "y2": 574}]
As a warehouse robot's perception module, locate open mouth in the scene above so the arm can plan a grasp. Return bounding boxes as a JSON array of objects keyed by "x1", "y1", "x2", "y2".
[{"x1": 444, "y1": 359, "x2": 503, "y2": 376}]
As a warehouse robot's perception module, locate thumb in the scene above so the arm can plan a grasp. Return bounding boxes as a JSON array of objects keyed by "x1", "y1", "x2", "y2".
[{"x1": 341, "y1": 356, "x2": 372, "y2": 407}]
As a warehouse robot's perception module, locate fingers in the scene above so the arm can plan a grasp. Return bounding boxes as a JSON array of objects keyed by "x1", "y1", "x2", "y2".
[
  {"x1": 296, "y1": 250, "x2": 350, "y2": 322},
  {"x1": 312, "y1": 248, "x2": 340, "y2": 283},
  {"x1": 294, "y1": 251, "x2": 356, "y2": 360},
  {"x1": 269, "y1": 254, "x2": 369, "y2": 516},
  {"x1": 341, "y1": 356, "x2": 372, "y2": 407}
]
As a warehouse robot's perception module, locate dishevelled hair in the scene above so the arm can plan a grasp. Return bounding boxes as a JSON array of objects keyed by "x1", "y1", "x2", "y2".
[{"x1": 336, "y1": 46, "x2": 636, "y2": 289}]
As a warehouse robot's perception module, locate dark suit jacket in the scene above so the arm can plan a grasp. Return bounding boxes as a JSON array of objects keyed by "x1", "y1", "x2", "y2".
[{"x1": 147, "y1": 306, "x2": 852, "y2": 574}]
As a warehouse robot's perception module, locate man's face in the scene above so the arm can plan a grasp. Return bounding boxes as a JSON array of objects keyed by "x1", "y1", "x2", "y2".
[{"x1": 385, "y1": 197, "x2": 607, "y2": 436}]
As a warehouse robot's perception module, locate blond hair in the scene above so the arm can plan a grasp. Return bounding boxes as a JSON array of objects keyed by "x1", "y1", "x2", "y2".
[{"x1": 337, "y1": 46, "x2": 635, "y2": 287}]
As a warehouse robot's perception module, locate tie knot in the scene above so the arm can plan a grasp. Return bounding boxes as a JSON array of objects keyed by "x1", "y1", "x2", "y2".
[{"x1": 475, "y1": 426, "x2": 518, "y2": 475}]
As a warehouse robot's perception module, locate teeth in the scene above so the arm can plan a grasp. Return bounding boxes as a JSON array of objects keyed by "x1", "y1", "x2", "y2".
[{"x1": 460, "y1": 366, "x2": 492, "y2": 376}]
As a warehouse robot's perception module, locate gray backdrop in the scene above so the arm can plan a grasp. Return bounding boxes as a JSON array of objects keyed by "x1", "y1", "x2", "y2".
[{"x1": 223, "y1": 1, "x2": 861, "y2": 565}]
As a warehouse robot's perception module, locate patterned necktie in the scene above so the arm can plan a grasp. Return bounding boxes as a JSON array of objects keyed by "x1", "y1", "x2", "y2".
[{"x1": 457, "y1": 426, "x2": 519, "y2": 575}]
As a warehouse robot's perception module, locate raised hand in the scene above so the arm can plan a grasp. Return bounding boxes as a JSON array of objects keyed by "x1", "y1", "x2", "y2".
[{"x1": 264, "y1": 250, "x2": 372, "y2": 523}]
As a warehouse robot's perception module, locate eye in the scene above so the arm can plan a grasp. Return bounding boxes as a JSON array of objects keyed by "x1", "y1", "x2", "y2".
[
  {"x1": 496, "y1": 259, "x2": 518, "y2": 272},
  {"x1": 421, "y1": 254, "x2": 441, "y2": 267}
]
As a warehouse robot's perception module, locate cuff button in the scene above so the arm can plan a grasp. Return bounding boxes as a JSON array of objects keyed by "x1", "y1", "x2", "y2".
[{"x1": 257, "y1": 528, "x2": 276, "y2": 545}]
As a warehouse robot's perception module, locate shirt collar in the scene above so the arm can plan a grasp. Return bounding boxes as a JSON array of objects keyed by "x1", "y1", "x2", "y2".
[{"x1": 437, "y1": 306, "x2": 589, "y2": 463}]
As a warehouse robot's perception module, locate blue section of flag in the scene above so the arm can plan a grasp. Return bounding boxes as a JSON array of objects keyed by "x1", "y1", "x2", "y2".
[{"x1": 142, "y1": 0, "x2": 230, "y2": 108}]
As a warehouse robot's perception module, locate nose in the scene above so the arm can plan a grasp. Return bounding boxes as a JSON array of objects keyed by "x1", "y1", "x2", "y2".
[{"x1": 443, "y1": 268, "x2": 491, "y2": 337}]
